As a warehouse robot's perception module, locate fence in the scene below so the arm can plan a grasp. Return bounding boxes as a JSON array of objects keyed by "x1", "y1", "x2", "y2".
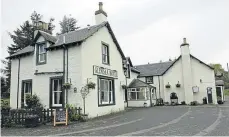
[{"x1": 1, "y1": 107, "x2": 82, "y2": 127}]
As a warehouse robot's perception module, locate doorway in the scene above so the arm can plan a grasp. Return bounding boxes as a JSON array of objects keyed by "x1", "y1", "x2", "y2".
[
  {"x1": 170, "y1": 92, "x2": 178, "y2": 104},
  {"x1": 207, "y1": 87, "x2": 213, "y2": 104}
]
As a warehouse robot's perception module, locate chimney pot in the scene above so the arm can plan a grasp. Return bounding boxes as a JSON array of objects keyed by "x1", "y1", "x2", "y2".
[
  {"x1": 183, "y1": 38, "x2": 187, "y2": 44},
  {"x1": 99, "y1": 2, "x2": 103, "y2": 10}
]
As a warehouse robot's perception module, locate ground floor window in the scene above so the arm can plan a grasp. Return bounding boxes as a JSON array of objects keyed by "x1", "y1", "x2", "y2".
[
  {"x1": 128, "y1": 88, "x2": 149, "y2": 100},
  {"x1": 98, "y1": 77, "x2": 115, "y2": 106},
  {"x1": 51, "y1": 77, "x2": 63, "y2": 107},
  {"x1": 21, "y1": 79, "x2": 32, "y2": 107}
]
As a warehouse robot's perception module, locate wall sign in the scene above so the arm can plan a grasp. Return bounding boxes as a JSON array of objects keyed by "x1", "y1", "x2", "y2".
[
  {"x1": 93, "y1": 65, "x2": 118, "y2": 78},
  {"x1": 192, "y1": 86, "x2": 199, "y2": 93},
  {"x1": 54, "y1": 108, "x2": 68, "y2": 126}
]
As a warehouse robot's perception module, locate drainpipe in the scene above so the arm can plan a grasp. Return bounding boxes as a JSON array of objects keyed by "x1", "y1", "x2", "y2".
[
  {"x1": 125, "y1": 76, "x2": 128, "y2": 107},
  {"x1": 16, "y1": 58, "x2": 21, "y2": 109},
  {"x1": 63, "y1": 45, "x2": 66, "y2": 108},
  {"x1": 66, "y1": 47, "x2": 69, "y2": 105},
  {"x1": 158, "y1": 76, "x2": 161, "y2": 99}
]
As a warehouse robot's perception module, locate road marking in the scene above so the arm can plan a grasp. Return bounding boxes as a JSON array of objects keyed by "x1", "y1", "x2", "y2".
[
  {"x1": 194, "y1": 108, "x2": 222, "y2": 136},
  {"x1": 49, "y1": 118, "x2": 143, "y2": 136},
  {"x1": 119, "y1": 107, "x2": 191, "y2": 136}
]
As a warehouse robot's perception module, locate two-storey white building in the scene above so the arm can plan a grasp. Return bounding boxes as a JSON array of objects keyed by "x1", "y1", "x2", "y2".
[{"x1": 8, "y1": 3, "x2": 218, "y2": 118}]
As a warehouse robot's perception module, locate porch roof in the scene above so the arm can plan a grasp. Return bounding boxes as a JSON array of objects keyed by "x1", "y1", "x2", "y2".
[{"x1": 128, "y1": 79, "x2": 156, "y2": 88}]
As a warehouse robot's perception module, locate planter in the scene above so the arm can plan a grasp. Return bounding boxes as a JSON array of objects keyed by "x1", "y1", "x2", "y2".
[
  {"x1": 63, "y1": 83, "x2": 72, "y2": 89},
  {"x1": 87, "y1": 82, "x2": 96, "y2": 89},
  {"x1": 24, "y1": 115, "x2": 39, "y2": 128},
  {"x1": 176, "y1": 84, "x2": 181, "y2": 88},
  {"x1": 165, "y1": 85, "x2": 171, "y2": 88},
  {"x1": 121, "y1": 85, "x2": 127, "y2": 89},
  {"x1": 217, "y1": 100, "x2": 223, "y2": 104}
]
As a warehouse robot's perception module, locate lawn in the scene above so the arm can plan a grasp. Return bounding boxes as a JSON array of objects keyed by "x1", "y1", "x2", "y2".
[{"x1": 224, "y1": 89, "x2": 229, "y2": 96}]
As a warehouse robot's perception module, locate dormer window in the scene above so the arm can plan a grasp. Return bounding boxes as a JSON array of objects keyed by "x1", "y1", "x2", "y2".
[
  {"x1": 146, "y1": 77, "x2": 153, "y2": 84},
  {"x1": 36, "y1": 43, "x2": 47, "y2": 65}
]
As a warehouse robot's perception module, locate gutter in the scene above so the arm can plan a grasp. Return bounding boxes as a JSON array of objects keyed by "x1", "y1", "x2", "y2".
[{"x1": 17, "y1": 58, "x2": 21, "y2": 109}]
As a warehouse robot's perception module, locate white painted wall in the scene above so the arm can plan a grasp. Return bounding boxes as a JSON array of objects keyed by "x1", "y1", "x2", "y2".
[
  {"x1": 80, "y1": 26, "x2": 125, "y2": 118},
  {"x1": 190, "y1": 57, "x2": 217, "y2": 104},
  {"x1": 163, "y1": 59, "x2": 185, "y2": 104},
  {"x1": 10, "y1": 59, "x2": 19, "y2": 109},
  {"x1": 128, "y1": 100, "x2": 151, "y2": 107}
]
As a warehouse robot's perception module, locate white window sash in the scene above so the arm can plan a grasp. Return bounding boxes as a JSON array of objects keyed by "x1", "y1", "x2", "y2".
[
  {"x1": 38, "y1": 44, "x2": 46, "y2": 62},
  {"x1": 52, "y1": 79, "x2": 62, "y2": 107},
  {"x1": 99, "y1": 79, "x2": 113, "y2": 105}
]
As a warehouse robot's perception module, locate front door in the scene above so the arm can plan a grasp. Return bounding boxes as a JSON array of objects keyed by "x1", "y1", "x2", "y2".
[
  {"x1": 207, "y1": 87, "x2": 213, "y2": 104},
  {"x1": 216, "y1": 87, "x2": 222, "y2": 101},
  {"x1": 51, "y1": 78, "x2": 63, "y2": 107}
]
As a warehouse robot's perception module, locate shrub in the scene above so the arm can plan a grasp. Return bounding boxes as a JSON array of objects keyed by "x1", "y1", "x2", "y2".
[
  {"x1": 24, "y1": 114, "x2": 39, "y2": 128},
  {"x1": 181, "y1": 101, "x2": 186, "y2": 105},
  {"x1": 25, "y1": 94, "x2": 44, "y2": 110},
  {"x1": 190, "y1": 101, "x2": 198, "y2": 106},
  {"x1": 2, "y1": 116, "x2": 12, "y2": 128}
]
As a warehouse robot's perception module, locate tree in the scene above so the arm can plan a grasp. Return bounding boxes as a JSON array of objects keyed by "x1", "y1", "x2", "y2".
[
  {"x1": 59, "y1": 15, "x2": 79, "y2": 34},
  {"x1": 4, "y1": 11, "x2": 55, "y2": 94}
]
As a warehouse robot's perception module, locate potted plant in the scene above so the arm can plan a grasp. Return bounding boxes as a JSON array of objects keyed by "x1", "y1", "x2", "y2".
[
  {"x1": 121, "y1": 84, "x2": 127, "y2": 89},
  {"x1": 86, "y1": 82, "x2": 96, "y2": 89},
  {"x1": 63, "y1": 82, "x2": 72, "y2": 89},
  {"x1": 176, "y1": 81, "x2": 181, "y2": 88},
  {"x1": 165, "y1": 82, "x2": 171, "y2": 88},
  {"x1": 24, "y1": 114, "x2": 39, "y2": 127}
]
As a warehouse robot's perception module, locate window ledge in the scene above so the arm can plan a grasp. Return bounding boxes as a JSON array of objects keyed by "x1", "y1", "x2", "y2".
[{"x1": 98, "y1": 103, "x2": 115, "y2": 107}]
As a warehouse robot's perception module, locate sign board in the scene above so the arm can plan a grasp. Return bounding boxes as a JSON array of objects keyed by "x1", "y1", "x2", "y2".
[
  {"x1": 93, "y1": 65, "x2": 118, "y2": 78},
  {"x1": 192, "y1": 86, "x2": 199, "y2": 93},
  {"x1": 54, "y1": 108, "x2": 68, "y2": 126}
]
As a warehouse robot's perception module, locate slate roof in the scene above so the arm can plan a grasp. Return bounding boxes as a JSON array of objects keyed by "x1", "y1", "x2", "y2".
[
  {"x1": 135, "y1": 61, "x2": 175, "y2": 77},
  {"x1": 131, "y1": 67, "x2": 140, "y2": 73},
  {"x1": 7, "y1": 21, "x2": 125, "y2": 59},
  {"x1": 128, "y1": 79, "x2": 155, "y2": 88},
  {"x1": 52, "y1": 22, "x2": 107, "y2": 47},
  {"x1": 216, "y1": 80, "x2": 224, "y2": 86},
  {"x1": 39, "y1": 31, "x2": 57, "y2": 43},
  {"x1": 6, "y1": 46, "x2": 34, "y2": 59}
]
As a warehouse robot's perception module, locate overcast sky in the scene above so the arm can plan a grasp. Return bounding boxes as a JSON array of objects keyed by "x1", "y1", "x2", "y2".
[{"x1": 1, "y1": 0, "x2": 229, "y2": 69}]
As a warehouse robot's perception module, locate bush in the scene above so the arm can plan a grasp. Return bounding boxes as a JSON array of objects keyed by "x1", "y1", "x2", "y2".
[
  {"x1": 25, "y1": 94, "x2": 44, "y2": 110},
  {"x1": 190, "y1": 101, "x2": 198, "y2": 106},
  {"x1": 2, "y1": 116, "x2": 13, "y2": 128},
  {"x1": 181, "y1": 101, "x2": 186, "y2": 105},
  {"x1": 217, "y1": 100, "x2": 223, "y2": 104},
  {"x1": 24, "y1": 114, "x2": 39, "y2": 128}
]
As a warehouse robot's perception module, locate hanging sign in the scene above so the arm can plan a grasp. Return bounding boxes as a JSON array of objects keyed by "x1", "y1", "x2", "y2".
[
  {"x1": 54, "y1": 108, "x2": 68, "y2": 126},
  {"x1": 93, "y1": 65, "x2": 118, "y2": 78}
]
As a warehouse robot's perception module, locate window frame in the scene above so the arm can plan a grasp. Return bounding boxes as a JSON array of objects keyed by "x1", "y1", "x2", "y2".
[
  {"x1": 146, "y1": 77, "x2": 154, "y2": 84},
  {"x1": 36, "y1": 42, "x2": 47, "y2": 65},
  {"x1": 101, "y1": 42, "x2": 110, "y2": 65},
  {"x1": 21, "y1": 79, "x2": 32, "y2": 108},
  {"x1": 128, "y1": 88, "x2": 148, "y2": 101},
  {"x1": 98, "y1": 76, "x2": 115, "y2": 107},
  {"x1": 49, "y1": 76, "x2": 64, "y2": 108}
]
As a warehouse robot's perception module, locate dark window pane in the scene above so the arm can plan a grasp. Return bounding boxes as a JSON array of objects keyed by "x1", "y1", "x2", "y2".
[
  {"x1": 130, "y1": 92, "x2": 136, "y2": 100},
  {"x1": 54, "y1": 80, "x2": 58, "y2": 91}
]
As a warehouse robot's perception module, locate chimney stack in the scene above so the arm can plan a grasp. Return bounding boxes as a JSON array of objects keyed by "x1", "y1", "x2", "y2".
[{"x1": 95, "y1": 2, "x2": 107, "y2": 24}]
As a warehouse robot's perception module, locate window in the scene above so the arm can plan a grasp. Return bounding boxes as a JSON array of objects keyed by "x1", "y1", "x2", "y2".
[
  {"x1": 37, "y1": 43, "x2": 47, "y2": 65},
  {"x1": 51, "y1": 78, "x2": 63, "y2": 107},
  {"x1": 102, "y1": 43, "x2": 109, "y2": 64},
  {"x1": 98, "y1": 78, "x2": 115, "y2": 106},
  {"x1": 146, "y1": 77, "x2": 153, "y2": 84},
  {"x1": 21, "y1": 80, "x2": 32, "y2": 107},
  {"x1": 128, "y1": 88, "x2": 148, "y2": 100}
]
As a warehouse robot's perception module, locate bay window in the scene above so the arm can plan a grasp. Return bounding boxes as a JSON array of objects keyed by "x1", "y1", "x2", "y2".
[
  {"x1": 98, "y1": 77, "x2": 115, "y2": 106},
  {"x1": 128, "y1": 88, "x2": 149, "y2": 100}
]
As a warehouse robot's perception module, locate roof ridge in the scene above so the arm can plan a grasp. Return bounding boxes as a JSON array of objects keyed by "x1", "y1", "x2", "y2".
[
  {"x1": 56, "y1": 21, "x2": 107, "y2": 37},
  {"x1": 135, "y1": 61, "x2": 174, "y2": 67}
]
